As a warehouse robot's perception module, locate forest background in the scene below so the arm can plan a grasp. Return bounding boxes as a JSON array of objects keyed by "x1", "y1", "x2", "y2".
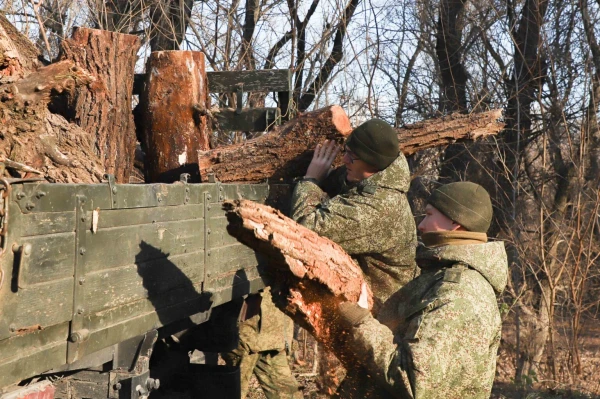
[{"x1": 2, "y1": 0, "x2": 600, "y2": 396}]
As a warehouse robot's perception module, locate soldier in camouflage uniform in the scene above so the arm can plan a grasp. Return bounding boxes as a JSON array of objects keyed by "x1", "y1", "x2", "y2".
[
  {"x1": 222, "y1": 287, "x2": 302, "y2": 398},
  {"x1": 334, "y1": 182, "x2": 509, "y2": 398},
  {"x1": 291, "y1": 118, "x2": 417, "y2": 308}
]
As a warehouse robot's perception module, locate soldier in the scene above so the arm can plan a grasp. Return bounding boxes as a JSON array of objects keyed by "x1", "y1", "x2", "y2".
[
  {"x1": 291, "y1": 118, "x2": 417, "y2": 394},
  {"x1": 291, "y1": 118, "x2": 417, "y2": 309},
  {"x1": 222, "y1": 288, "x2": 302, "y2": 399},
  {"x1": 334, "y1": 182, "x2": 509, "y2": 398}
]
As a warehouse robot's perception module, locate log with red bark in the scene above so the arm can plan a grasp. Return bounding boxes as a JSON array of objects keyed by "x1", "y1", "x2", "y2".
[
  {"x1": 0, "y1": 22, "x2": 140, "y2": 183},
  {"x1": 225, "y1": 199, "x2": 372, "y2": 358},
  {"x1": 139, "y1": 51, "x2": 210, "y2": 183},
  {"x1": 199, "y1": 108, "x2": 503, "y2": 183}
]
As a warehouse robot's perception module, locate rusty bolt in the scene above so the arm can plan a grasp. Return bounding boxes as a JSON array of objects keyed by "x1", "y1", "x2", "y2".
[
  {"x1": 25, "y1": 202, "x2": 35, "y2": 210},
  {"x1": 36, "y1": 191, "x2": 46, "y2": 199},
  {"x1": 16, "y1": 192, "x2": 25, "y2": 200},
  {"x1": 77, "y1": 308, "x2": 84, "y2": 315},
  {"x1": 79, "y1": 248, "x2": 86, "y2": 255},
  {"x1": 114, "y1": 383, "x2": 122, "y2": 391},
  {"x1": 157, "y1": 197, "x2": 162, "y2": 202},
  {"x1": 9, "y1": 324, "x2": 16, "y2": 332},
  {"x1": 207, "y1": 229, "x2": 211, "y2": 235},
  {"x1": 207, "y1": 194, "x2": 212, "y2": 200},
  {"x1": 112, "y1": 187, "x2": 117, "y2": 194},
  {"x1": 79, "y1": 277, "x2": 85, "y2": 285}
]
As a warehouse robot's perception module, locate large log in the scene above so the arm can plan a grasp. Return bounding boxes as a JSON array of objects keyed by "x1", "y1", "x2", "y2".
[
  {"x1": 199, "y1": 105, "x2": 352, "y2": 182},
  {"x1": 0, "y1": 60, "x2": 106, "y2": 183},
  {"x1": 225, "y1": 199, "x2": 373, "y2": 355},
  {"x1": 0, "y1": 25, "x2": 141, "y2": 183},
  {"x1": 139, "y1": 51, "x2": 210, "y2": 183},
  {"x1": 199, "y1": 109, "x2": 503, "y2": 183},
  {"x1": 60, "y1": 28, "x2": 141, "y2": 183}
]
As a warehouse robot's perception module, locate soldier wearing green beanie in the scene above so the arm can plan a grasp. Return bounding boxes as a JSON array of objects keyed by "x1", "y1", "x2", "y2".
[
  {"x1": 292, "y1": 118, "x2": 417, "y2": 307},
  {"x1": 330, "y1": 181, "x2": 508, "y2": 398},
  {"x1": 289, "y1": 118, "x2": 417, "y2": 394}
]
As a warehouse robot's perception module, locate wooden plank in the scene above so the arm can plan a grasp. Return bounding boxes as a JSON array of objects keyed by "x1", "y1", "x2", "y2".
[
  {"x1": 208, "y1": 244, "x2": 260, "y2": 274},
  {"x1": 207, "y1": 70, "x2": 291, "y2": 93},
  {"x1": 19, "y1": 211, "x2": 75, "y2": 236},
  {"x1": 75, "y1": 290, "x2": 213, "y2": 360},
  {"x1": 13, "y1": 278, "x2": 73, "y2": 328},
  {"x1": 218, "y1": 183, "x2": 270, "y2": 202},
  {"x1": 95, "y1": 204, "x2": 204, "y2": 229},
  {"x1": 83, "y1": 250, "x2": 204, "y2": 311},
  {"x1": 0, "y1": 323, "x2": 68, "y2": 389},
  {"x1": 83, "y1": 218, "x2": 204, "y2": 273},
  {"x1": 19, "y1": 233, "x2": 75, "y2": 286},
  {"x1": 215, "y1": 108, "x2": 280, "y2": 132}
]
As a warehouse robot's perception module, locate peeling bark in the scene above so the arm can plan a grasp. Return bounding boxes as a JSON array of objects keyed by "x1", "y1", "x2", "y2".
[{"x1": 225, "y1": 199, "x2": 372, "y2": 354}]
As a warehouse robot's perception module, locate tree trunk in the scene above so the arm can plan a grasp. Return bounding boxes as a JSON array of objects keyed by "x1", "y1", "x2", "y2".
[
  {"x1": 0, "y1": 60, "x2": 105, "y2": 182},
  {"x1": 140, "y1": 51, "x2": 210, "y2": 183},
  {"x1": 60, "y1": 28, "x2": 140, "y2": 183},
  {"x1": 149, "y1": 0, "x2": 195, "y2": 52},
  {"x1": 225, "y1": 199, "x2": 372, "y2": 355},
  {"x1": 200, "y1": 108, "x2": 503, "y2": 183}
]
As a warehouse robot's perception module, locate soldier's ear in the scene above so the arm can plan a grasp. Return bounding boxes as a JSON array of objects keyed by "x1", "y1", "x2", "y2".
[{"x1": 450, "y1": 221, "x2": 465, "y2": 231}]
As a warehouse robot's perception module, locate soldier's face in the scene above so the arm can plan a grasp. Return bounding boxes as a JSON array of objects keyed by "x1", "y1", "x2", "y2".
[
  {"x1": 418, "y1": 204, "x2": 462, "y2": 233},
  {"x1": 343, "y1": 149, "x2": 378, "y2": 183}
]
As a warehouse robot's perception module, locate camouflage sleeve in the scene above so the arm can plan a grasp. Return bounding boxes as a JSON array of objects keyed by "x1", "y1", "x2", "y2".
[
  {"x1": 348, "y1": 295, "x2": 488, "y2": 398},
  {"x1": 290, "y1": 181, "x2": 396, "y2": 255},
  {"x1": 290, "y1": 180, "x2": 330, "y2": 220},
  {"x1": 347, "y1": 316, "x2": 414, "y2": 398}
]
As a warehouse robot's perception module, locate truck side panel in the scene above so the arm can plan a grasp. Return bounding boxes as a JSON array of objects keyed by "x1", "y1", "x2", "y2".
[{"x1": 0, "y1": 181, "x2": 270, "y2": 390}]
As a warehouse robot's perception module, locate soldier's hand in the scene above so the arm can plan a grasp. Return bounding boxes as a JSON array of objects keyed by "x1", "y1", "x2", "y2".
[{"x1": 305, "y1": 140, "x2": 340, "y2": 183}]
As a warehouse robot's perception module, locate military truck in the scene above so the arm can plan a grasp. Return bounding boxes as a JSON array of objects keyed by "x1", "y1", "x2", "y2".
[{"x1": 0, "y1": 175, "x2": 288, "y2": 398}]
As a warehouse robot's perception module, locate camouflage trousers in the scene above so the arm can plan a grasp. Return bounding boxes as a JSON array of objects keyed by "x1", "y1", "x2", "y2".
[{"x1": 223, "y1": 347, "x2": 302, "y2": 399}]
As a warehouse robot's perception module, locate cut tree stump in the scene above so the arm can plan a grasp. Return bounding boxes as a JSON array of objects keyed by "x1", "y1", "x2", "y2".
[
  {"x1": 199, "y1": 108, "x2": 503, "y2": 183},
  {"x1": 60, "y1": 28, "x2": 141, "y2": 183},
  {"x1": 226, "y1": 199, "x2": 372, "y2": 357},
  {"x1": 139, "y1": 51, "x2": 210, "y2": 183}
]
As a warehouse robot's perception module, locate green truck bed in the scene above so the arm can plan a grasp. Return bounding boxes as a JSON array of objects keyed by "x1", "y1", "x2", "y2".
[{"x1": 0, "y1": 177, "x2": 278, "y2": 395}]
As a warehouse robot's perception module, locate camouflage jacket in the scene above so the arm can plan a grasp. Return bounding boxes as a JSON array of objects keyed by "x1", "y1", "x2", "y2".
[
  {"x1": 238, "y1": 287, "x2": 294, "y2": 353},
  {"x1": 290, "y1": 155, "x2": 417, "y2": 307},
  {"x1": 337, "y1": 241, "x2": 508, "y2": 399}
]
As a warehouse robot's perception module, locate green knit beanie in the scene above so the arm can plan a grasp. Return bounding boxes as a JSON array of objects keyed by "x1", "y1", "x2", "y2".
[
  {"x1": 428, "y1": 182, "x2": 493, "y2": 233},
  {"x1": 345, "y1": 119, "x2": 399, "y2": 171}
]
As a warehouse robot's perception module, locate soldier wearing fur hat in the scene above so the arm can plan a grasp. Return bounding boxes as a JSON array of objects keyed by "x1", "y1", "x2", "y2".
[{"x1": 333, "y1": 181, "x2": 508, "y2": 398}]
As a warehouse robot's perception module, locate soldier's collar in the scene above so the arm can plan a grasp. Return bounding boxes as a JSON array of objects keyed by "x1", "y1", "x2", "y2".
[{"x1": 421, "y1": 231, "x2": 487, "y2": 248}]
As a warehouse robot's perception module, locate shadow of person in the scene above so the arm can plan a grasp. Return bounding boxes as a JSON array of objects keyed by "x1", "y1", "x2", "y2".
[{"x1": 135, "y1": 240, "x2": 213, "y2": 330}]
